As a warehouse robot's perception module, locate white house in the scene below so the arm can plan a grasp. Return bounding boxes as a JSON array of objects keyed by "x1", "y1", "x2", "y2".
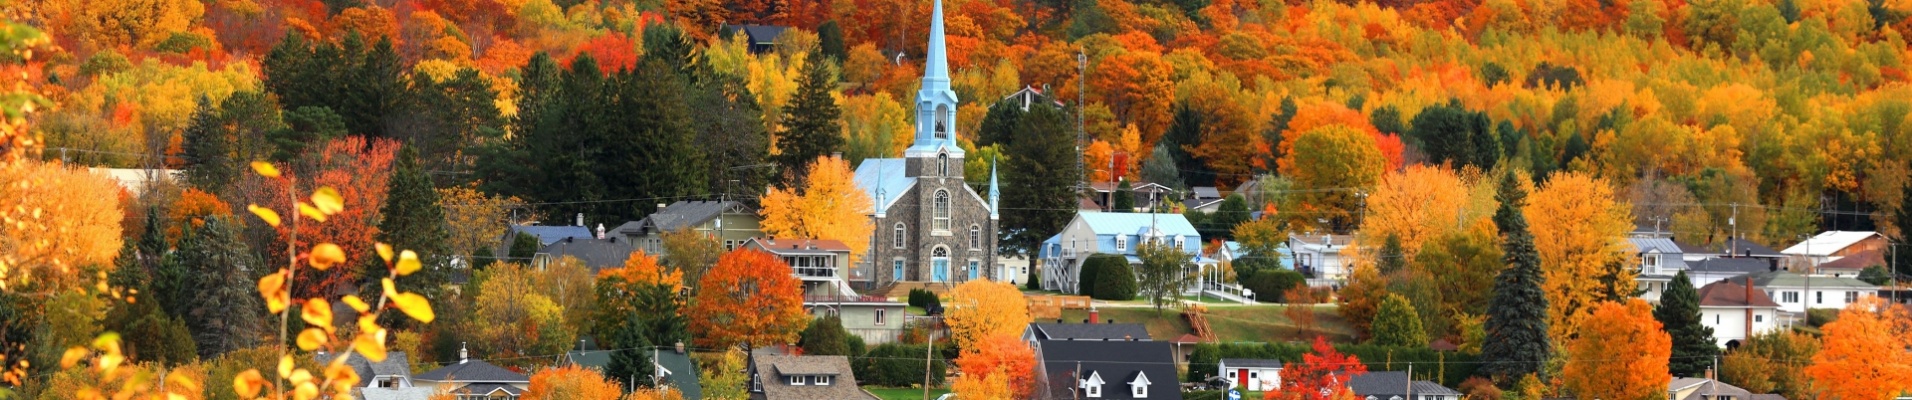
[
  {"x1": 1742, "y1": 271, "x2": 1880, "y2": 314},
  {"x1": 1037, "y1": 212, "x2": 1217, "y2": 294},
  {"x1": 1288, "y1": 234, "x2": 1355, "y2": 282},
  {"x1": 1218, "y1": 359, "x2": 1282, "y2": 391},
  {"x1": 1696, "y1": 280, "x2": 1783, "y2": 347},
  {"x1": 1630, "y1": 237, "x2": 1687, "y2": 303}
]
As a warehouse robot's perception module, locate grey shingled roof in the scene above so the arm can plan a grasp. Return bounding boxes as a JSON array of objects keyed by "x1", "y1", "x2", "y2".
[
  {"x1": 656, "y1": 349, "x2": 703, "y2": 400},
  {"x1": 1673, "y1": 379, "x2": 1756, "y2": 400},
  {"x1": 1687, "y1": 258, "x2": 1776, "y2": 274},
  {"x1": 640, "y1": 201, "x2": 751, "y2": 233},
  {"x1": 540, "y1": 237, "x2": 636, "y2": 272},
  {"x1": 750, "y1": 354, "x2": 874, "y2": 400},
  {"x1": 1412, "y1": 381, "x2": 1462, "y2": 395},
  {"x1": 1030, "y1": 323, "x2": 1153, "y2": 341},
  {"x1": 315, "y1": 351, "x2": 411, "y2": 383},
  {"x1": 1218, "y1": 358, "x2": 1284, "y2": 368},
  {"x1": 1036, "y1": 340, "x2": 1181, "y2": 400},
  {"x1": 1629, "y1": 237, "x2": 1684, "y2": 255},
  {"x1": 507, "y1": 225, "x2": 594, "y2": 246},
  {"x1": 1349, "y1": 372, "x2": 1457, "y2": 396},
  {"x1": 450, "y1": 383, "x2": 523, "y2": 396},
  {"x1": 414, "y1": 358, "x2": 528, "y2": 383}
]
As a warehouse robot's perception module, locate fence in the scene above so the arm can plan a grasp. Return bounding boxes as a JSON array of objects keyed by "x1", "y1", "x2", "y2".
[{"x1": 1026, "y1": 294, "x2": 1093, "y2": 320}]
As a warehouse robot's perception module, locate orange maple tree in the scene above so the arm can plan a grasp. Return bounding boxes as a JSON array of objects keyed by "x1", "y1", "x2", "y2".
[
  {"x1": 599, "y1": 250, "x2": 684, "y2": 295},
  {"x1": 1805, "y1": 297, "x2": 1912, "y2": 400},
  {"x1": 952, "y1": 333, "x2": 1038, "y2": 400},
  {"x1": 522, "y1": 365, "x2": 623, "y2": 400},
  {"x1": 688, "y1": 249, "x2": 808, "y2": 348},
  {"x1": 249, "y1": 137, "x2": 398, "y2": 298},
  {"x1": 1561, "y1": 299, "x2": 1671, "y2": 400},
  {"x1": 166, "y1": 187, "x2": 234, "y2": 244}
]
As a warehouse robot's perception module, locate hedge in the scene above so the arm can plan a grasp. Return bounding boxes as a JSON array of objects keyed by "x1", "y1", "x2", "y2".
[
  {"x1": 1093, "y1": 261, "x2": 1138, "y2": 301},
  {"x1": 1241, "y1": 269, "x2": 1306, "y2": 302},
  {"x1": 852, "y1": 343, "x2": 946, "y2": 387},
  {"x1": 1079, "y1": 254, "x2": 1122, "y2": 297}
]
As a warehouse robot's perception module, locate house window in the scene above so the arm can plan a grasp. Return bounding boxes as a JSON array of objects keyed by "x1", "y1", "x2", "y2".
[
  {"x1": 1133, "y1": 384, "x2": 1147, "y2": 397},
  {"x1": 1845, "y1": 291, "x2": 1858, "y2": 303},
  {"x1": 1755, "y1": 314, "x2": 1764, "y2": 323},
  {"x1": 875, "y1": 308, "x2": 887, "y2": 326},
  {"x1": 1172, "y1": 235, "x2": 1183, "y2": 249},
  {"x1": 1782, "y1": 291, "x2": 1800, "y2": 303},
  {"x1": 934, "y1": 190, "x2": 952, "y2": 232},
  {"x1": 1116, "y1": 235, "x2": 1127, "y2": 252},
  {"x1": 1228, "y1": 371, "x2": 1237, "y2": 378},
  {"x1": 1816, "y1": 291, "x2": 1823, "y2": 304},
  {"x1": 1249, "y1": 372, "x2": 1258, "y2": 379},
  {"x1": 816, "y1": 375, "x2": 832, "y2": 386},
  {"x1": 969, "y1": 225, "x2": 981, "y2": 248},
  {"x1": 1086, "y1": 385, "x2": 1100, "y2": 398},
  {"x1": 893, "y1": 223, "x2": 907, "y2": 249},
  {"x1": 789, "y1": 375, "x2": 804, "y2": 385},
  {"x1": 1644, "y1": 254, "x2": 1660, "y2": 274},
  {"x1": 724, "y1": 240, "x2": 736, "y2": 251}
]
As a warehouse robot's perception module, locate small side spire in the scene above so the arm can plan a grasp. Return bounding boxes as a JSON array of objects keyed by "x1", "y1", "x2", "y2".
[{"x1": 989, "y1": 154, "x2": 1000, "y2": 219}]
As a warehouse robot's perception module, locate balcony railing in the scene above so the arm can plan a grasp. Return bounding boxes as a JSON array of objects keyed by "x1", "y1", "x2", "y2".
[{"x1": 803, "y1": 294, "x2": 892, "y2": 303}]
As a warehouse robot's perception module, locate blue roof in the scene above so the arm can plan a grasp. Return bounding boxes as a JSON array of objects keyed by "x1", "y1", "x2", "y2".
[
  {"x1": 853, "y1": 158, "x2": 915, "y2": 213},
  {"x1": 1077, "y1": 213, "x2": 1200, "y2": 237},
  {"x1": 508, "y1": 225, "x2": 594, "y2": 246}
]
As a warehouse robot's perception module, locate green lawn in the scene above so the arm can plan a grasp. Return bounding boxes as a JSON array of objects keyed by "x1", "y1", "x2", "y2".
[
  {"x1": 867, "y1": 387, "x2": 950, "y2": 400},
  {"x1": 1059, "y1": 304, "x2": 1356, "y2": 344}
]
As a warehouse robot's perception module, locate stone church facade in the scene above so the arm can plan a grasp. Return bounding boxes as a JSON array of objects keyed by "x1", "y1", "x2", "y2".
[{"x1": 854, "y1": 0, "x2": 999, "y2": 289}]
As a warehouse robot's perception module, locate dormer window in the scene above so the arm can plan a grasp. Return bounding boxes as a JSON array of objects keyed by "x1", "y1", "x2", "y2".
[
  {"x1": 1643, "y1": 253, "x2": 1660, "y2": 274},
  {"x1": 1130, "y1": 371, "x2": 1151, "y2": 398},
  {"x1": 816, "y1": 375, "x2": 833, "y2": 386},
  {"x1": 1115, "y1": 235, "x2": 1127, "y2": 252},
  {"x1": 1079, "y1": 371, "x2": 1105, "y2": 398},
  {"x1": 788, "y1": 375, "x2": 804, "y2": 385}
]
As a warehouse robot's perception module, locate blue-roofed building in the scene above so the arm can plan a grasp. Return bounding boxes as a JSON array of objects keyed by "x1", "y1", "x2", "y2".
[
  {"x1": 1629, "y1": 237, "x2": 1688, "y2": 303},
  {"x1": 850, "y1": 0, "x2": 1003, "y2": 294},
  {"x1": 1037, "y1": 212, "x2": 1218, "y2": 294}
]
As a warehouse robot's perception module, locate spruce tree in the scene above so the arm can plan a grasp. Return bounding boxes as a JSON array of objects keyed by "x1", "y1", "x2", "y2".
[
  {"x1": 1377, "y1": 234, "x2": 1406, "y2": 275},
  {"x1": 373, "y1": 148, "x2": 452, "y2": 308},
  {"x1": 775, "y1": 51, "x2": 844, "y2": 184},
  {"x1": 1480, "y1": 170, "x2": 1550, "y2": 381},
  {"x1": 605, "y1": 310, "x2": 654, "y2": 390},
  {"x1": 1113, "y1": 180, "x2": 1135, "y2": 212},
  {"x1": 182, "y1": 217, "x2": 264, "y2": 359},
  {"x1": 181, "y1": 97, "x2": 234, "y2": 193},
  {"x1": 1655, "y1": 271, "x2": 1717, "y2": 378},
  {"x1": 1000, "y1": 103, "x2": 1080, "y2": 256},
  {"x1": 1370, "y1": 294, "x2": 1427, "y2": 347}
]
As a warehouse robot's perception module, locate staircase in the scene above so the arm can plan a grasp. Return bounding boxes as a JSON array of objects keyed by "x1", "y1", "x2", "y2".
[{"x1": 1184, "y1": 308, "x2": 1218, "y2": 342}]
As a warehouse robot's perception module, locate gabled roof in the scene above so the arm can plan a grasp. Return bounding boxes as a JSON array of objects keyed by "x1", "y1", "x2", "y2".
[
  {"x1": 1817, "y1": 250, "x2": 1885, "y2": 271},
  {"x1": 1075, "y1": 213, "x2": 1199, "y2": 238},
  {"x1": 745, "y1": 238, "x2": 852, "y2": 256},
  {"x1": 1190, "y1": 186, "x2": 1222, "y2": 199},
  {"x1": 634, "y1": 201, "x2": 754, "y2": 233},
  {"x1": 751, "y1": 354, "x2": 874, "y2": 400},
  {"x1": 1686, "y1": 238, "x2": 1784, "y2": 258},
  {"x1": 507, "y1": 225, "x2": 594, "y2": 246},
  {"x1": 449, "y1": 383, "x2": 523, "y2": 397},
  {"x1": 1697, "y1": 280, "x2": 1781, "y2": 308},
  {"x1": 540, "y1": 237, "x2": 635, "y2": 272},
  {"x1": 655, "y1": 348, "x2": 703, "y2": 400},
  {"x1": 1037, "y1": 340, "x2": 1181, "y2": 400},
  {"x1": 1669, "y1": 378, "x2": 1759, "y2": 400},
  {"x1": 1030, "y1": 323, "x2": 1153, "y2": 341},
  {"x1": 562, "y1": 349, "x2": 611, "y2": 370},
  {"x1": 1291, "y1": 235, "x2": 1356, "y2": 248},
  {"x1": 1628, "y1": 237, "x2": 1683, "y2": 255},
  {"x1": 1348, "y1": 371, "x2": 1458, "y2": 396},
  {"x1": 853, "y1": 158, "x2": 916, "y2": 213},
  {"x1": 1782, "y1": 231, "x2": 1883, "y2": 256},
  {"x1": 414, "y1": 358, "x2": 528, "y2": 383},
  {"x1": 1218, "y1": 358, "x2": 1284, "y2": 368},
  {"x1": 1739, "y1": 271, "x2": 1877, "y2": 290},
  {"x1": 722, "y1": 25, "x2": 788, "y2": 45},
  {"x1": 315, "y1": 351, "x2": 412, "y2": 383}
]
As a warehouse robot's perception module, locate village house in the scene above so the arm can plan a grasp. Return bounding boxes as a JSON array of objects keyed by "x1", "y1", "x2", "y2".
[
  {"x1": 1739, "y1": 271, "x2": 1879, "y2": 314},
  {"x1": 1781, "y1": 231, "x2": 1887, "y2": 272},
  {"x1": 1033, "y1": 340, "x2": 1181, "y2": 400},
  {"x1": 614, "y1": 200, "x2": 763, "y2": 255},
  {"x1": 414, "y1": 346, "x2": 531, "y2": 400},
  {"x1": 1347, "y1": 371, "x2": 1461, "y2": 400},
  {"x1": 1037, "y1": 212, "x2": 1214, "y2": 294},
  {"x1": 1217, "y1": 358, "x2": 1283, "y2": 392},
  {"x1": 746, "y1": 352, "x2": 877, "y2": 400},
  {"x1": 1288, "y1": 234, "x2": 1356, "y2": 282},
  {"x1": 1696, "y1": 280, "x2": 1783, "y2": 347}
]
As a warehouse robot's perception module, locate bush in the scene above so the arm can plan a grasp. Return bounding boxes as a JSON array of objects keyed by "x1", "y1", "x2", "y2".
[
  {"x1": 1242, "y1": 269, "x2": 1306, "y2": 302},
  {"x1": 799, "y1": 316, "x2": 851, "y2": 356},
  {"x1": 906, "y1": 288, "x2": 941, "y2": 314},
  {"x1": 853, "y1": 343, "x2": 946, "y2": 387},
  {"x1": 1093, "y1": 262, "x2": 1138, "y2": 301},
  {"x1": 1806, "y1": 308, "x2": 1838, "y2": 328},
  {"x1": 1078, "y1": 254, "x2": 1122, "y2": 297}
]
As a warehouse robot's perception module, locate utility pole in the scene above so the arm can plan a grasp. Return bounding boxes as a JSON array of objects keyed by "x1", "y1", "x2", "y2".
[
  {"x1": 1730, "y1": 202, "x2": 1739, "y2": 255},
  {"x1": 923, "y1": 335, "x2": 935, "y2": 400},
  {"x1": 1076, "y1": 51, "x2": 1088, "y2": 195}
]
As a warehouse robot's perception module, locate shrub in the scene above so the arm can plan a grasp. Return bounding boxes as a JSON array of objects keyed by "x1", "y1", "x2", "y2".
[
  {"x1": 1093, "y1": 262, "x2": 1138, "y2": 301},
  {"x1": 799, "y1": 316, "x2": 852, "y2": 356},
  {"x1": 853, "y1": 343, "x2": 946, "y2": 387},
  {"x1": 1079, "y1": 254, "x2": 1126, "y2": 298},
  {"x1": 1806, "y1": 308, "x2": 1838, "y2": 328},
  {"x1": 1242, "y1": 269, "x2": 1306, "y2": 302},
  {"x1": 906, "y1": 288, "x2": 942, "y2": 314}
]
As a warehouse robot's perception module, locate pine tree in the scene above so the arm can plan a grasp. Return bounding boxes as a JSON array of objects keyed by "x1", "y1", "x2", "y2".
[
  {"x1": 1480, "y1": 170, "x2": 1551, "y2": 381},
  {"x1": 1655, "y1": 271, "x2": 1717, "y2": 378},
  {"x1": 1164, "y1": 104, "x2": 1212, "y2": 187},
  {"x1": 181, "y1": 217, "x2": 264, "y2": 359},
  {"x1": 1371, "y1": 294, "x2": 1428, "y2": 347},
  {"x1": 600, "y1": 57, "x2": 708, "y2": 221},
  {"x1": 776, "y1": 51, "x2": 844, "y2": 184},
  {"x1": 181, "y1": 97, "x2": 234, "y2": 193},
  {"x1": 1001, "y1": 103, "x2": 1081, "y2": 256},
  {"x1": 605, "y1": 310, "x2": 654, "y2": 390},
  {"x1": 373, "y1": 148, "x2": 452, "y2": 310}
]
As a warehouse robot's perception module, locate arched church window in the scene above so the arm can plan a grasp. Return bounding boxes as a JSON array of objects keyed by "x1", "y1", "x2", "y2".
[
  {"x1": 933, "y1": 190, "x2": 951, "y2": 232},
  {"x1": 934, "y1": 105, "x2": 951, "y2": 139},
  {"x1": 893, "y1": 223, "x2": 907, "y2": 249}
]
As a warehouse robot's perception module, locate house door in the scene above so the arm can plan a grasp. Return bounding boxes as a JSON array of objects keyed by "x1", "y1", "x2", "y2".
[
  {"x1": 932, "y1": 247, "x2": 950, "y2": 282},
  {"x1": 893, "y1": 259, "x2": 905, "y2": 282},
  {"x1": 1237, "y1": 369, "x2": 1249, "y2": 390},
  {"x1": 968, "y1": 260, "x2": 980, "y2": 281}
]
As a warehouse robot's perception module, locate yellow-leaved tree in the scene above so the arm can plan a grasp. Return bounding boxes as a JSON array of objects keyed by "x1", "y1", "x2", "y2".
[
  {"x1": 944, "y1": 280, "x2": 1033, "y2": 350},
  {"x1": 1525, "y1": 172, "x2": 1633, "y2": 340},
  {"x1": 1359, "y1": 165, "x2": 1473, "y2": 257},
  {"x1": 1561, "y1": 299, "x2": 1671, "y2": 400},
  {"x1": 760, "y1": 155, "x2": 874, "y2": 262}
]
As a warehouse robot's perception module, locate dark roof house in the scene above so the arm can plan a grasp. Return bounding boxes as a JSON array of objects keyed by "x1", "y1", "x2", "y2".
[
  {"x1": 1024, "y1": 322, "x2": 1153, "y2": 342},
  {"x1": 619, "y1": 201, "x2": 757, "y2": 236},
  {"x1": 415, "y1": 346, "x2": 531, "y2": 398},
  {"x1": 1347, "y1": 371, "x2": 1461, "y2": 399},
  {"x1": 654, "y1": 345, "x2": 703, "y2": 400},
  {"x1": 538, "y1": 236, "x2": 635, "y2": 272},
  {"x1": 1034, "y1": 340, "x2": 1181, "y2": 400},
  {"x1": 722, "y1": 25, "x2": 789, "y2": 54},
  {"x1": 746, "y1": 352, "x2": 875, "y2": 400}
]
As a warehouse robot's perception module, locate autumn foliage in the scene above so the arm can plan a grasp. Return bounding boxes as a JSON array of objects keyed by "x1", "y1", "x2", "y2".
[
  {"x1": 951, "y1": 334, "x2": 1038, "y2": 400},
  {"x1": 1561, "y1": 299, "x2": 1671, "y2": 400},
  {"x1": 760, "y1": 155, "x2": 874, "y2": 262},
  {"x1": 523, "y1": 365, "x2": 623, "y2": 400},
  {"x1": 1266, "y1": 336, "x2": 1367, "y2": 400},
  {"x1": 688, "y1": 249, "x2": 808, "y2": 348},
  {"x1": 1525, "y1": 172, "x2": 1634, "y2": 340},
  {"x1": 1805, "y1": 297, "x2": 1912, "y2": 400},
  {"x1": 0, "y1": 161, "x2": 125, "y2": 291},
  {"x1": 944, "y1": 279, "x2": 1033, "y2": 350}
]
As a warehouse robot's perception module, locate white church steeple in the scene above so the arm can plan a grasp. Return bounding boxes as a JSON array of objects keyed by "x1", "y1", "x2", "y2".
[{"x1": 906, "y1": 0, "x2": 962, "y2": 159}]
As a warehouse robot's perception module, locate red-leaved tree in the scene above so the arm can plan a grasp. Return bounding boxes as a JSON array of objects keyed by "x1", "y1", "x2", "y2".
[{"x1": 1267, "y1": 337, "x2": 1367, "y2": 400}]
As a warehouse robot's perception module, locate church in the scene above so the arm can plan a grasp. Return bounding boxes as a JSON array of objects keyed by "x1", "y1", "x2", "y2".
[{"x1": 854, "y1": 0, "x2": 1001, "y2": 290}]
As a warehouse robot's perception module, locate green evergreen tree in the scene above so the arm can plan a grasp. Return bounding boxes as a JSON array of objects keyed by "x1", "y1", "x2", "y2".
[
  {"x1": 181, "y1": 97, "x2": 235, "y2": 193},
  {"x1": 817, "y1": 21, "x2": 846, "y2": 62},
  {"x1": 507, "y1": 232, "x2": 541, "y2": 262},
  {"x1": 1205, "y1": 194, "x2": 1251, "y2": 239},
  {"x1": 372, "y1": 148, "x2": 453, "y2": 315},
  {"x1": 1141, "y1": 145, "x2": 1182, "y2": 191},
  {"x1": 977, "y1": 97, "x2": 1026, "y2": 148},
  {"x1": 180, "y1": 217, "x2": 264, "y2": 359},
  {"x1": 605, "y1": 310, "x2": 654, "y2": 390},
  {"x1": 1262, "y1": 97, "x2": 1298, "y2": 172},
  {"x1": 1654, "y1": 271, "x2": 1717, "y2": 378},
  {"x1": 1093, "y1": 262, "x2": 1139, "y2": 301},
  {"x1": 1857, "y1": 265, "x2": 1892, "y2": 286},
  {"x1": 1164, "y1": 103, "x2": 1213, "y2": 187},
  {"x1": 1378, "y1": 234, "x2": 1406, "y2": 275},
  {"x1": 1371, "y1": 294, "x2": 1428, "y2": 347},
  {"x1": 775, "y1": 51, "x2": 844, "y2": 185},
  {"x1": 1480, "y1": 170, "x2": 1550, "y2": 381},
  {"x1": 799, "y1": 316, "x2": 853, "y2": 356},
  {"x1": 1001, "y1": 102, "x2": 1080, "y2": 256},
  {"x1": 596, "y1": 57, "x2": 709, "y2": 221},
  {"x1": 1114, "y1": 180, "x2": 1135, "y2": 212}
]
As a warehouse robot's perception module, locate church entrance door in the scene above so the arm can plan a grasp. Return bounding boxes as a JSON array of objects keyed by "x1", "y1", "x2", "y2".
[{"x1": 932, "y1": 247, "x2": 950, "y2": 282}]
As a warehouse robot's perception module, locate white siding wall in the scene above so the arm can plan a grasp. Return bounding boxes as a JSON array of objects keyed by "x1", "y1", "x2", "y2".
[
  {"x1": 1700, "y1": 307, "x2": 1781, "y2": 347},
  {"x1": 1768, "y1": 287, "x2": 1871, "y2": 313}
]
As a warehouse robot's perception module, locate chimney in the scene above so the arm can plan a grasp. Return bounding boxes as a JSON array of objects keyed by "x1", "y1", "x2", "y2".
[
  {"x1": 1744, "y1": 280, "x2": 1754, "y2": 341},
  {"x1": 657, "y1": 203, "x2": 667, "y2": 211},
  {"x1": 596, "y1": 223, "x2": 606, "y2": 239},
  {"x1": 579, "y1": 339, "x2": 587, "y2": 351},
  {"x1": 576, "y1": 213, "x2": 584, "y2": 227},
  {"x1": 459, "y1": 342, "x2": 469, "y2": 364},
  {"x1": 1705, "y1": 368, "x2": 1715, "y2": 381},
  {"x1": 1089, "y1": 308, "x2": 1100, "y2": 324},
  {"x1": 675, "y1": 341, "x2": 686, "y2": 354}
]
